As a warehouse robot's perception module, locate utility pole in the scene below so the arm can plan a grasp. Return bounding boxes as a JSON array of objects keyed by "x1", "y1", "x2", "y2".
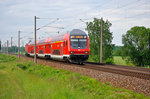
[
  {"x1": 11, "y1": 37, "x2": 13, "y2": 53},
  {"x1": 149, "y1": 32, "x2": 150, "y2": 51},
  {"x1": 0, "y1": 40, "x2": 1, "y2": 52},
  {"x1": 7, "y1": 40, "x2": 9, "y2": 54},
  {"x1": 5, "y1": 42, "x2": 6, "y2": 53},
  {"x1": 34, "y1": 16, "x2": 37, "y2": 63},
  {"x1": 22, "y1": 41, "x2": 24, "y2": 53},
  {"x1": 100, "y1": 17, "x2": 103, "y2": 63},
  {"x1": 1, "y1": 45, "x2": 4, "y2": 53},
  {"x1": 15, "y1": 45, "x2": 16, "y2": 53},
  {"x1": 18, "y1": 31, "x2": 20, "y2": 58},
  {"x1": 4, "y1": 43, "x2": 5, "y2": 53}
]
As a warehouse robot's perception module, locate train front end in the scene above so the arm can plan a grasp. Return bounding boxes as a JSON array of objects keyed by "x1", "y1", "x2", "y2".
[{"x1": 69, "y1": 29, "x2": 89, "y2": 64}]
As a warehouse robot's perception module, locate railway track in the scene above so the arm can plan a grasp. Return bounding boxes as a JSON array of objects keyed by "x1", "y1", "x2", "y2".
[
  {"x1": 11, "y1": 53, "x2": 150, "y2": 80},
  {"x1": 81, "y1": 64, "x2": 150, "y2": 80},
  {"x1": 86, "y1": 61, "x2": 150, "y2": 73}
]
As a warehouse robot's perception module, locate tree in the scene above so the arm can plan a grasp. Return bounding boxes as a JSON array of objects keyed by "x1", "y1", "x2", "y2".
[
  {"x1": 122, "y1": 26, "x2": 150, "y2": 66},
  {"x1": 113, "y1": 46, "x2": 122, "y2": 56},
  {"x1": 86, "y1": 18, "x2": 114, "y2": 63}
]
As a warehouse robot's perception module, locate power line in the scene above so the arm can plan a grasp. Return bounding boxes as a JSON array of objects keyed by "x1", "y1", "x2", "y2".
[
  {"x1": 81, "y1": 0, "x2": 145, "y2": 21},
  {"x1": 45, "y1": 26, "x2": 64, "y2": 29},
  {"x1": 102, "y1": 0, "x2": 150, "y2": 18},
  {"x1": 37, "y1": 17, "x2": 59, "y2": 19},
  {"x1": 37, "y1": 18, "x2": 59, "y2": 31}
]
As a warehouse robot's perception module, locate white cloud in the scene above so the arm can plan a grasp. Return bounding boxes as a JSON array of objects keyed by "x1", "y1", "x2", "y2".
[{"x1": 0, "y1": 0, "x2": 150, "y2": 45}]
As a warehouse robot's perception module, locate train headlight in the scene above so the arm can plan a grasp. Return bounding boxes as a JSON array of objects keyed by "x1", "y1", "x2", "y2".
[
  {"x1": 84, "y1": 51, "x2": 88, "y2": 54},
  {"x1": 71, "y1": 51, "x2": 74, "y2": 54}
]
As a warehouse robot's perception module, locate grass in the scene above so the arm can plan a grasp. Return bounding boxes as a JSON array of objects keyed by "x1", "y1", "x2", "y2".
[
  {"x1": 0, "y1": 53, "x2": 17, "y2": 63},
  {"x1": 0, "y1": 53, "x2": 149, "y2": 99},
  {"x1": 113, "y1": 56, "x2": 150, "y2": 68},
  {"x1": 113, "y1": 56, "x2": 134, "y2": 66}
]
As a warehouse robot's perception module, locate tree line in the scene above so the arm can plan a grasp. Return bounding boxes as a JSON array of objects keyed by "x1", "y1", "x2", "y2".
[
  {"x1": 0, "y1": 45, "x2": 25, "y2": 53},
  {"x1": 86, "y1": 18, "x2": 150, "y2": 67}
]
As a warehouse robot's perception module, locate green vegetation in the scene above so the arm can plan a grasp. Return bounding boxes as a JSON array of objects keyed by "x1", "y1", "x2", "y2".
[
  {"x1": 113, "y1": 46, "x2": 122, "y2": 56},
  {"x1": 122, "y1": 26, "x2": 150, "y2": 67},
  {"x1": 0, "y1": 54, "x2": 149, "y2": 99},
  {"x1": 113, "y1": 56, "x2": 134, "y2": 66},
  {"x1": 0, "y1": 53, "x2": 17, "y2": 63},
  {"x1": 86, "y1": 18, "x2": 114, "y2": 64}
]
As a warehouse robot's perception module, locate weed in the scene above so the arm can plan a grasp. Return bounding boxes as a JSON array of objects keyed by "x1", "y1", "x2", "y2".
[
  {"x1": 16, "y1": 62, "x2": 32, "y2": 70},
  {"x1": 0, "y1": 65, "x2": 6, "y2": 69},
  {"x1": 0, "y1": 53, "x2": 17, "y2": 63}
]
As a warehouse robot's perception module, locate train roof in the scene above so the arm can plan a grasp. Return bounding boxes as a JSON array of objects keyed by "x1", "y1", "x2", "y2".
[
  {"x1": 70, "y1": 29, "x2": 86, "y2": 36},
  {"x1": 27, "y1": 29, "x2": 87, "y2": 45}
]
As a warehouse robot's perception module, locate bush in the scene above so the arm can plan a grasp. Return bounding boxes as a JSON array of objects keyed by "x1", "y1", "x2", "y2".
[
  {"x1": 104, "y1": 58, "x2": 114, "y2": 64},
  {"x1": 16, "y1": 62, "x2": 32, "y2": 70}
]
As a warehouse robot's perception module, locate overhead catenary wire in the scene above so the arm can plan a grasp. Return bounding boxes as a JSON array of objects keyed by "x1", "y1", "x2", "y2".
[
  {"x1": 36, "y1": 18, "x2": 59, "y2": 31},
  {"x1": 80, "y1": 0, "x2": 146, "y2": 21}
]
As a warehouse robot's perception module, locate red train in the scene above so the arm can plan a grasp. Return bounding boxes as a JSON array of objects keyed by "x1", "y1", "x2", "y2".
[{"x1": 25, "y1": 29, "x2": 89, "y2": 64}]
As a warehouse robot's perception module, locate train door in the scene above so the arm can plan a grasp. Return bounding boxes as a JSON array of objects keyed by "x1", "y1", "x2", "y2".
[
  {"x1": 36, "y1": 46, "x2": 38, "y2": 53},
  {"x1": 61, "y1": 43, "x2": 63, "y2": 55},
  {"x1": 45, "y1": 44, "x2": 50, "y2": 54},
  {"x1": 65, "y1": 40, "x2": 68, "y2": 54},
  {"x1": 63, "y1": 40, "x2": 68, "y2": 54},
  {"x1": 63, "y1": 41, "x2": 65, "y2": 54},
  {"x1": 28, "y1": 46, "x2": 30, "y2": 53},
  {"x1": 31, "y1": 46, "x2": 33, "y2": 53},
  {"x1": 51, "y1": 44, "x2": 52, "y2": 55}
]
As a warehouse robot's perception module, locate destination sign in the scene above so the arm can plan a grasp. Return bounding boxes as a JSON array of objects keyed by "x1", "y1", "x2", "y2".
[{"x1": 71, "y1": 36, "x2": 85, "y2": 39}]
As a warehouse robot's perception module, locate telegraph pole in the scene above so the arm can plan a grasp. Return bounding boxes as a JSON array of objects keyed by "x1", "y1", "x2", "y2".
[
  {"x1": 100, "y1": 17, "x2": 103, "y2": 63},
  {"x1": 149, "y1": 32, "x2": 150, "y2": 51},
  {"x1": 18, "y1": 31, "x2": 20, "y2": 58},
  {"x1": 7, "y1": 40, "x2": 9, "y2": 54},
  {"x1": 0, "y1": 40, "x2": 1, "y2": 52},
  {"x1": 11, "y1": 37, "x2": 13, "y2": 53},
  {"x1": 15, "y1": 45, "x2": 16, "y2": 53},
  {"x1": 22, "y1": 41, "x2": 24, "y2": 53},
  {"x1": 34, "y1": 16, "x2": 37, "y2": 63},
  {"x1": 4, "y1": 45, "x2": 5, "y2": 53},
  {"x1": 1, "y1": 45, "x2": 4, "y2": 53}
]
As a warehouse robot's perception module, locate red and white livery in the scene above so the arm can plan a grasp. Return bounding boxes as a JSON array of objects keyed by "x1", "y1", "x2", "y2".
[{"x1": 25, "y1": 29, "x2": 89, "y2": 64}]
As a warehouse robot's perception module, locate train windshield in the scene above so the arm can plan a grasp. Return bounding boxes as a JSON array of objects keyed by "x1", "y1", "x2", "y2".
[{"x1": 70, "y1": 36, "x2": 87, "y2": 49}]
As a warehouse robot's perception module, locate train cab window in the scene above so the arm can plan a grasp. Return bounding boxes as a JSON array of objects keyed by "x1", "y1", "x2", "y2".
[{"x1": 70, "y1": 38, "x2": 87, "y2": 49}]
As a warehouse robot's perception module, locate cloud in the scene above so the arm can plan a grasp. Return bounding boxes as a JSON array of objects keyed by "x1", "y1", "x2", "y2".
[{"x1": 0, "y1": 0, "x2": 150, "y2": 46}]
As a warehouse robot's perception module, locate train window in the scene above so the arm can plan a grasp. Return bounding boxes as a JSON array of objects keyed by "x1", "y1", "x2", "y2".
[
  {"x1": 79, "y1": 39, "x2": 86, "y2": 41},
  {"x1": 71, "y1": 39, "x2": 78, "y2": 41},
  {"x1": 79, "y1": 39, "x2": 87, "y2": 49},
  {"x1": 71, "y1": 38, "x2": 87, "y2": 49},
  {"x1": 66, "y1": 40, "x2": 67, "y2": 46},
  {"x1": 70, "y1": 39, "x2": 78, "y2": 49}
]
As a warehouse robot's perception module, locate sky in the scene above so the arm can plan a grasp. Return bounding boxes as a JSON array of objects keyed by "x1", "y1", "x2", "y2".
[{"x1": 0, "y1": 0, "x2": 150, "y2": 47}]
